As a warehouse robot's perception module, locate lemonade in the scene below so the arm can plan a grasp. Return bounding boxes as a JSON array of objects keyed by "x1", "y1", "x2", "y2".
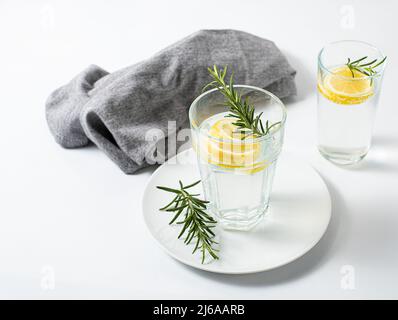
[
  {"x1": 190, "y1": 86, "x2": 286, "y2": 230},
  {"x1": 317, "y1": 65, "x2": 380, "y2": 164},
  {"x1": 317, "y1": 41, "x2": 385, "y2": 165}
]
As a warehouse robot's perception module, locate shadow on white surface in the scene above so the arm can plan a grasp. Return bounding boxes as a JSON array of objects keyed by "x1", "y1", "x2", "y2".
[
  {"x1": 174, "y1": 174, "x2": 346, "y2": 286},
  {"x1": 340, "y1": 135, "x2": 398, "y2": 173}
]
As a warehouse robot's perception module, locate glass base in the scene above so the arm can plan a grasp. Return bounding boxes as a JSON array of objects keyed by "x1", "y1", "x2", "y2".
[
  {"x1": 318, "y1": 146, "x2": 368, "y2": 166},
  {"x1": 212, "y1": 205, "x2": 269, "y2": 231}
]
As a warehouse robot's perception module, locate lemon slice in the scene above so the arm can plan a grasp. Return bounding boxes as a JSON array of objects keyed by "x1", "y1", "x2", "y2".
[
  {"x1": 318, "y1": 66, "x2": 373, "y2": 105},
  {"x1": 200, "y1": 118, "x2": 267, "y2": 174}
]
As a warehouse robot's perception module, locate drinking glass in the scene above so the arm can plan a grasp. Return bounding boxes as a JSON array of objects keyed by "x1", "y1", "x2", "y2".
[
  {"x1": 317, "y1": 40, "x2": 386, "y2": 165},
  {"x1": 189, "y1": 86, "x2": 286, "y2": 230}
]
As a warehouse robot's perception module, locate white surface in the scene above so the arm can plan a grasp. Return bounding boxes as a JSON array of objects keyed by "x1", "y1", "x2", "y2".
[
  {"x1": 0, "y1": 0, "x2": 397, "y2": 299},
  {"x1": 143, "y1": 149, "x2": 331, "y2": 274}
]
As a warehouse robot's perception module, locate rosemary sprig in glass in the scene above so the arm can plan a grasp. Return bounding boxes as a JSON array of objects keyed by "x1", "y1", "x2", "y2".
[
  {"x1": 157, "y1": 180, "x2": 219, "y2": 264},
  {"x1": 346, "y1": 56, "x2": 387, "y2": 79},
  {"x1": 203, "y1": 65, "x2": 281, "y2": 139}
]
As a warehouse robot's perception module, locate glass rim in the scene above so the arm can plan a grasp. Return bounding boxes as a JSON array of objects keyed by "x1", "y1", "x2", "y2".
[
  {"x1": 318, "y1": 40, "x2": 386, "y2": 81},
  {"x1": 189, "y1": 84, "x2": 287, "y2": 143}
]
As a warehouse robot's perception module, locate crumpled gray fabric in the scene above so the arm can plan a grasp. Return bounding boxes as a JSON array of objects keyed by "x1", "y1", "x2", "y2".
[{"x1": 45, "y1": 29, "x2": 296, "y2": 174}]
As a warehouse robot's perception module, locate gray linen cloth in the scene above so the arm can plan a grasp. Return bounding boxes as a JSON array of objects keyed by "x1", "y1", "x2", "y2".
[{"x1": 46, "y1": 29, "x2": 296, "y2": 174}]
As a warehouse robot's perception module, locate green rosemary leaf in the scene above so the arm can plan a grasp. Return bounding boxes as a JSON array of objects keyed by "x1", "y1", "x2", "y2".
[
  {"x1": 351, "y1": 56, "x2": 368, "y2": 64},
  {"x1": 358, "y1": 59, "x2": 377, "y2": 67},
  {"x1": 158, "y1": 199, "x2": 176, "y2": 212},
  {"x1": 372, "y1": 56, "x2": 387, "y2": 68},
  {"x1": 169, "y1": 207, "x2": 185, "y2": 225},
  {"x1": 156, "y1": 186, "x2": 181, "y2": 194},
  {"x1": 182, "y1": 180, "x2": 201, "y2": 189}
]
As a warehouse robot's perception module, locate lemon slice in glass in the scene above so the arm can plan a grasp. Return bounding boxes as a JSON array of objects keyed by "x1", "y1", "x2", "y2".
[
  {"x1": 318, "y1": 66, "x2": 373, "y2": 105},
  {"x1": 200, "y1": 118, "x2": 267, "y2": 174}
]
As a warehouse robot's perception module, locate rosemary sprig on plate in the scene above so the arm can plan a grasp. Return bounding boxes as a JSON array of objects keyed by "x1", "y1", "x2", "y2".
[
  {"x1": 203, "y1": 65, "x2": 281, "y2": 139},
  {"x1": 346, "y1": 56, "x2": 387, "y2": 78},
  {"x1": 157, "y1": 180, "x2": 219, "y2": 264}
]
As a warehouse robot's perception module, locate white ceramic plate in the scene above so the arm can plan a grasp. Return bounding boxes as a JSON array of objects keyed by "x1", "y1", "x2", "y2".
[{"x1": 142, "y1": 148, "x2": 331, "y2": 274}]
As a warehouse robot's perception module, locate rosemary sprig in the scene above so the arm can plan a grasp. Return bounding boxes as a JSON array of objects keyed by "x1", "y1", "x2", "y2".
[
  {"x1": 203, "y1": 65, "x2": 281, "y2": 139},
  {"x1": 346, "y1": 56, "x2": 387, "y2": 78},
  {"x1": 157, "y1": 180, "x2": 219, "y2": 264}
]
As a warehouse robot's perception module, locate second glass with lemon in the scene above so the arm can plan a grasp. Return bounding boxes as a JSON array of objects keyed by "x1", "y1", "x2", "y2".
[{"x1": 318, "y1": 40, "x2": 386, "y2": 165}]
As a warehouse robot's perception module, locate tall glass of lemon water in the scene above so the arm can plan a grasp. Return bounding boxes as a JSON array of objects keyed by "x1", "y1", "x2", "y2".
[
  {"x1": 189, "y1": 86, "x2": 286, "y2": 230},
  {"x1": 318, "y1": 40, "x2": 386, "y2": 165}
]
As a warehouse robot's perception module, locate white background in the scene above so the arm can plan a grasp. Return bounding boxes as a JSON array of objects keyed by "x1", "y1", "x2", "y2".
[{"x1": 0, "y1": 0, "x2": 397, "y2": 299}]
